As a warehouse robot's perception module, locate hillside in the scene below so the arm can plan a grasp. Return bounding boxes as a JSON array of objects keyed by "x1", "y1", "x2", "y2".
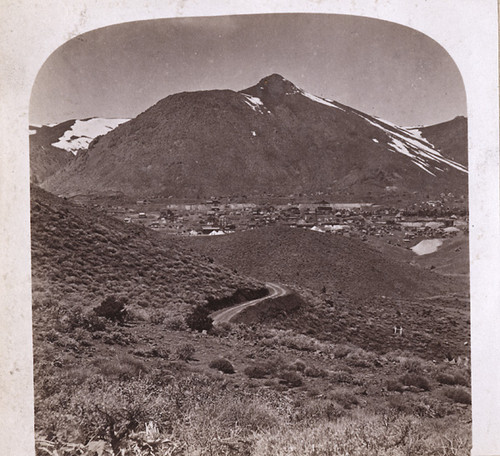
[
  {"x1": 30, "y1": 185, "x2": 264, "y2": 323},
  {"x1": 185, "y1": 225, "x2": 462, "y2": 300},
  {"x1": 42, "y1": 74, "x2": 467, "y2": 201}
]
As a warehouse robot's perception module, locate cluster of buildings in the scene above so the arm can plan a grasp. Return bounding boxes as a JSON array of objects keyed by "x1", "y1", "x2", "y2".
[{"x1": 107, "y1": 198, "x2": 467, "y2": 245}]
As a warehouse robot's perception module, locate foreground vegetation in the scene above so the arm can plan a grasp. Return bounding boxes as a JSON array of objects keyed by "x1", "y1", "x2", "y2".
[{"x1": 34, "y1": 318, "x2": 471, "y2": 455}]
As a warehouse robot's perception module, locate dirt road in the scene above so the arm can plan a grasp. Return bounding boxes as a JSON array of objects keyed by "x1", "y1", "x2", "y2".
[{"x1": 211, "y1": 282, "x2": 287, "y2": 325}]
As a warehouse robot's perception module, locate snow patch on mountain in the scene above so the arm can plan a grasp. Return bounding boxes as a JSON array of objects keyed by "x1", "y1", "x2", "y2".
[
  {"x1": 242, "y1": 94, "x2": 265, "y2": 113},
  {"x1": 51, "y1": 118, "x2": 130, "y2": 154},
  {"x1": 355, "y1": 113, "x2": 467, "y2": 176},
  {"x1": 300, "y1": 90, "x2": 346, "y2": 111},
  {"x1": 406, "y1": 127, "x2": 425, "y2": 140}
]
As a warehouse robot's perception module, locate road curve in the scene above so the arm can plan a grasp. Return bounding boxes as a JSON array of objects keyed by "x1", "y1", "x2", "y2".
[{"x1": 211, "y1": 282, "x2": 288, "y2": 325}]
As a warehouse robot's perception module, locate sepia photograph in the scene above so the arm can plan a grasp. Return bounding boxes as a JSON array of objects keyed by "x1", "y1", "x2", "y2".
[{"x1": 1, "y1": 2, "x2": 499, "y2": 455}]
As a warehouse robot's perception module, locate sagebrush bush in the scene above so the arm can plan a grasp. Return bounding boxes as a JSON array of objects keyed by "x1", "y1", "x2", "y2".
[
  {"x1": 443, "y1": 387, "x2": 471, "y2": 404},
  {"x1": 94, "y1": 354, "x2": 148, "y2": 379},
  {"x1": 176, "y1": 343, "x2": 195, "y2": 361},
  {"x1": 290, "y1": 360, "x2": 306, "y2": 372},
  {"x1": 387, "y1": 379, "x2": 405, "y2": 392},
  {"x1": 329, "y1": 390, "x2": 359, "y2": 409},
  {"x1": 209, "y1": 358, "x2": 235, "y2": 374},
  {"x1": 244, "y1": 364, "x2": 271, "y2": 379},
  {"x1": 400, "y1": 373, "x2": 431, "y2": 391},
  {"x1": 401, "y1": 358, "x2": 424, "y2": 373},
  {"x1": 304, "y1": 366, "x2": 327, "y2": 378},
  {"x1": 164, "y1": 316, "x2": 188, "y2": 331},
  {"x1": 436, "y1": 372, "x2": 469, "y2": 387},
  {"x1": 279, "y1": 371, "x2": 304, "y2": 387}
]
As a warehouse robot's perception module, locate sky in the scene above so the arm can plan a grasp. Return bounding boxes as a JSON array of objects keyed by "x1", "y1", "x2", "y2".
[{"x1": 30, "y1": 14, "x2": 466, "y2": 127}]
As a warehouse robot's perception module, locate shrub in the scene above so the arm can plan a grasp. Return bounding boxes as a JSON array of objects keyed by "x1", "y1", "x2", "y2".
[
  {"x1": 95, "y1": 354, "x2": 148, "y2": 379},
  {"x1": 279, "y1": 371, "x2": 303, "y2": 387},
  {"x1": 185, "y1": 305, "x2": 213, "y2": 332},
  {"x1": 401, "y1": 358, "x2": 424, "y2": 373},
  {"x1": 244, "y1": 364, "x2": 271, "y2": 379},
  {"x1": 176, "y1": 344, "x2": 195, "y2": 361},
  {"x1": 332, "y1": 344, "x2": 351, "y2": 359},
  {"x1": 94, "y1": 296, "x2": 127, "y2": 323},
  {"x1": 387, "y1": 379, "x2": 405, "y2": 392},
  {"x1": 400, "y1": 373, "x2": 431, "y2": 391},
  {"x1": 164, "y1": 316, "x2": 188, "y2": 331},
  {"x1": 304, "y1": 366, "x2": 327, "y2": 378},
  {"x1": 290, "y1": 360, "x2": 306, "y2": 372},
  {"x1": 443, "y1": 387, "x2": 471, "y2": 404},
  {"x1": 330, "y1": 390, "x2": 359, "y2": 409},
  {"x1": 209, "y1": 358, "x2": 235, "y2": 374},
  {"x1": 210, "y1": 322, "x2": 232, "y2": 337},
  {"x1": 436, "y1": 372, "x2": 469, "y2": 387}
]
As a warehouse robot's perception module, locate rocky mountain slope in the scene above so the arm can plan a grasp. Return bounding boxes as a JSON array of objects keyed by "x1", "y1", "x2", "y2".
[
  {"x1": 42, "y1": 74, "x2": 468, "y2": 201},
  {"x1": 29, "y1": 118, "x2": 129, "y2": 184},
  {"x1": 29, "y1": 121, "x2": 76, "y2": 184}
]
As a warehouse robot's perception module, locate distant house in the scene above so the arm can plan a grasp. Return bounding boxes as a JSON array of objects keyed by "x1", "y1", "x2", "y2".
[{"x1": 201, "y1": 226, "x2": 221, "y2": 235}]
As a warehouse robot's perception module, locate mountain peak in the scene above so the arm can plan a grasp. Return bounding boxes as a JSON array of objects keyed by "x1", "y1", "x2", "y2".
[{"x1": 241, "y1": 74, "x2": 300, "y2": 102}]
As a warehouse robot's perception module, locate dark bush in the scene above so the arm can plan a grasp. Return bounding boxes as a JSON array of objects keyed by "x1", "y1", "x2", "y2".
[
  {"x1": 185, "y1": 305, "x2": 213, "y2": 332},
  {"x1": 436, "y1": 372, "x2": 469, "y2": 387},
  {"x1": 93, "y1": 296, "x2": 127, "y2": 323},
  {"x1": 387, "y1": 379, "x2": 405, "y2": 392},
  {"x1": 244, "y1": 364, "x2": 271, "y2": 379},
  {"x1": 304, "y1": 365, "x2": 327, "y2": 378},
  {"x1": 331, "y1": 390, "x2": 359, "y2": 409},
  {"x1": 279, "y1": 371, "x2": 303, "y2": 387},
  {"x1": 290, "y1": 360, "x2": 306, "y2": 372},
  {"x1": 443, "y1": 387, "x2": 471, "y2": 404},
  {"x1": 209, "y1": 358, "x2": 235, "y2": 374},
  {"x1": 400, "y1": 373, "x2": 431, "y2": 391}
]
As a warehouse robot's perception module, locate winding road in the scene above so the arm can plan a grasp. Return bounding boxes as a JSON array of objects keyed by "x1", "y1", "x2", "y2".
[{"x1": 211, "y1": 282, "x2": 288, "y2": 325}]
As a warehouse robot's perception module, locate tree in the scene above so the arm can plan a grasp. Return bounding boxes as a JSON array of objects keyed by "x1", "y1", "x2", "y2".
[{"x1": 185, "y1": 304, "x2": 213, "y2": 332}]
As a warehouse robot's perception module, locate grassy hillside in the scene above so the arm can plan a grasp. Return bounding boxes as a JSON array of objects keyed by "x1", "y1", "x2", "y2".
[
  {"x1": 185, "y1": 226, "x2": 462, "y2": 299},
  {"x1": 31, "y1": 185, "x2": 262, "y2": 314}
]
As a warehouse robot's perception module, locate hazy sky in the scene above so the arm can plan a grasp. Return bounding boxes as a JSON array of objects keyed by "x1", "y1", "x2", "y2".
[{"x1": 30, "y1": 14, "x2": 466, "y2": 127}]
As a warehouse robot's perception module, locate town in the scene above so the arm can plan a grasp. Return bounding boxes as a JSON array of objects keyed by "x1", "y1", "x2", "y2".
[{"x1": 95, "y1": 193, "x2": 468, "y2": 249}]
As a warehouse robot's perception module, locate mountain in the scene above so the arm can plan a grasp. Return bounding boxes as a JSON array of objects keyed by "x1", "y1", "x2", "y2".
[
  {"x1": 408, "y1": 116, "x2": 468, "y2": 167},
  {"x1": 42, "y1": 74, "x2": 467, "y2": 200},
  {"x1": 29, "y1": 118, "x2": 129, "y2": 184}
]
